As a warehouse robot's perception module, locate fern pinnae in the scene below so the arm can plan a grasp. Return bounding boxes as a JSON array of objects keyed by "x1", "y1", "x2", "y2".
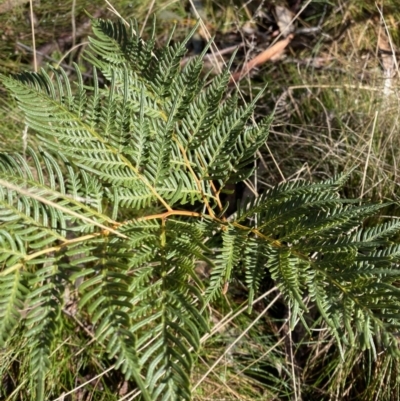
[
  {"x1": 127, "y1": 85, "x2": 150, "y2": 170},
  {"x1": 41, "y1": 149, "x2": 65, "y2": 194},
  {"x1": 102, "y1": 68, "x2": 118, "y2": 144},
  {"x1": 39, "y1": 66, "x2": 56, "y2": 99},
  {"x1": 88, "y1": 19, "x2": 128, "y2": 67},
  {"x1": 79, "y1": 254, "x2": 146, "y2": 386},
  {"x1": 0, "y1": 230, "x2": 26, "y2": 267},
  {"x1": 173, "y1": 40, "x2": 213, "y2": 123},
  {"x1": 236, "y1": 179, "x2": 337, "y2": 224},
  {"x1": 144, "y1": 96, "x2": 178, "y2": 186},
  {"x1": 227, "y1": 116, "x2": 272, "y2": 184},
  {"x1": 244, "y1": 237, "x2": 269, "y2": 312},
  {"x1": 58, "y1": 63, "x2": 74, "y2": 101},
  {"x1": 205, "y1": 225, "x2": 248, "y2": 303},
  {"x1": 132, "y1": 18, "x2": 152, "y2": 68},
  {"x1": 24, "y1": 266, "x2": 65, "y2": 401},
  {"x1": 356, "y1": 219, "x2": 400, "y2": 243},
  {"x1": 268, "y1": 247, "x2": 307, "y2": 310},
  {"x1": 183, "y1": 54, "x2": 236, "y2": 151},
  {"x1": 70, "y1": 69, "x2": 90, "y2": 118},
  {"x1": 150, "y1": 22, "x2": 199, "y2": 100},
  {"x1": 275, "y1": 203, "x2": 384, "y2": 244},
  {"x1": 0, "y1": 269, "x2": 28, "y2": 347},
  {"x1": 306, "y1": 270, "x2": 340, "y2": 339},
  {"x1": 203, "y1": 91, "x2": 261, "y2": 180},
  {"x1": 343, "y1": 296, "x2": 356, "y2": 346}
]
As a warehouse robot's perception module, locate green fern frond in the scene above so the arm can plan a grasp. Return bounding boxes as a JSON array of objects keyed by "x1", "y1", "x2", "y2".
[{"x1": 3, "y1": 16, "x2": 400, "y2": 401}]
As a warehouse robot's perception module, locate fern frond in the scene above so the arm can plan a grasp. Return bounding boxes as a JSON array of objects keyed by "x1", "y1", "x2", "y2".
[
  {"x1": 227, "y1": 115, "x2": 272, "y2": 183},
  {"x1": 4, "y1": 15, "x2": 400, "y2": 401}
]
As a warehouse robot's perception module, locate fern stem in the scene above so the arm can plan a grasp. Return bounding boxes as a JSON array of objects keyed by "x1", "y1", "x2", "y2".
[{"x1": 139, "y1": 210, "x2": 202, "y2": 221}]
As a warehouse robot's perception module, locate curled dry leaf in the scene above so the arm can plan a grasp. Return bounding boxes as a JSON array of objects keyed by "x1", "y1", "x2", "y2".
[{"x1": 275, "y1": 5, "x2": 295, "y2": 38}]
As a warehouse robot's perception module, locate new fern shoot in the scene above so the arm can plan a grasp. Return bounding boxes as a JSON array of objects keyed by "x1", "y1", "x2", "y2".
[{"x1": 2, "y1": 18, "x2": 400, "y2": 401}]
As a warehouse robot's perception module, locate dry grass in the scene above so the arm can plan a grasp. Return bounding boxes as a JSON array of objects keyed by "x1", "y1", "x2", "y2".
[{"x1": 259, "y1": 2, "x2": 400, "y2": 202}]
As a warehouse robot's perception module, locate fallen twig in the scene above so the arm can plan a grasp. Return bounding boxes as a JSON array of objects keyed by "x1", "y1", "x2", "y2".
[{"x1": 229, "y1": 34, "x2": 294, "y2": 84}]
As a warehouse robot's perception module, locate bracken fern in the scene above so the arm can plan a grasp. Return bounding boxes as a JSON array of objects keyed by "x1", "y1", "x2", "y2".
[{"x1": 2, "y1": 17, "x2": 400, "y2": 400}]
